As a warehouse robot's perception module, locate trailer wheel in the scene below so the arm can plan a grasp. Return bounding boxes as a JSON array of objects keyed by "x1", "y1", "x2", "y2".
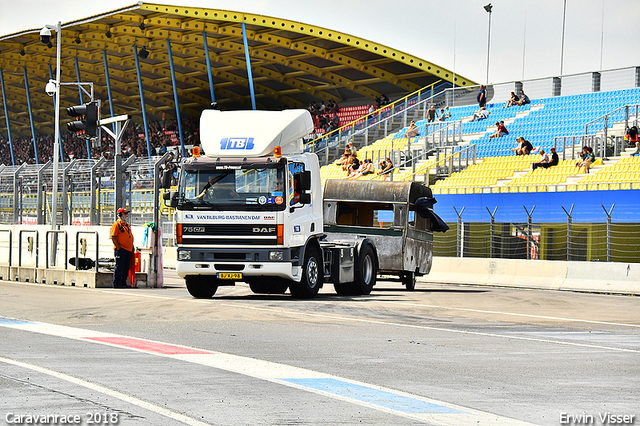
[
  {"x1": 186, "y1": 276, "x2": 219, "y2": 298},
  {"x1": 402, "y1": 271, "x2": 416, "y2": 291},
  {"x1": 290, "y1": 247, "x2": 322, "y2": 299},
  {"x1": 352, "y1": 244, "x2": 377, "y2": 295},
  {"x1": 249, "y1": 280, "x2": 289, "y2": 295}
]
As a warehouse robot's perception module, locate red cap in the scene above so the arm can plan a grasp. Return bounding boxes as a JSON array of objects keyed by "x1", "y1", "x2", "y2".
[{"x1": 117, "y1": 207, "x2": 129, "y2": 214}]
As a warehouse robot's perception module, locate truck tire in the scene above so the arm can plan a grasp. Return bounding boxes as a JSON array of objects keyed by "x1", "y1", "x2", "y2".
[
  {"x1": 402, "y1": 271, "x2": 416, "y2": 291},
  {"x1": 186, "y1": 276, "x2": 218, "y2": 298},
  {"x1": 249, "y1": 280, "x2": 289, "y2": 295},
  {"x1": 352, "y1": 244, "x2": 377, "y2": 295},
  {"x1": 289, "y1": 247, "x2": 322, "y2": 299}
]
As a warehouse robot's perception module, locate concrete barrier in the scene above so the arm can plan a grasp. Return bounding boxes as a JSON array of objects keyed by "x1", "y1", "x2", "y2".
[{"x1": 422, "y1": 256, "x2": 640, "y2": 295}]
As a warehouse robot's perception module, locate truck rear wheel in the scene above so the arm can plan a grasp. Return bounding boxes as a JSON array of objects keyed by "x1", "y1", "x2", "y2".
[
  {"x1": 289, "y1": 247, "x2": 322, "y2": 299},
  {"x1": 185, "y1": 276, "x2": 219, "y2": 298},
  {"x1": 352, "y1": 244, "x2": 376, "y2": 295},
  {"x1": 402, "y1": 271, "x2": 416, "y2": 291}
]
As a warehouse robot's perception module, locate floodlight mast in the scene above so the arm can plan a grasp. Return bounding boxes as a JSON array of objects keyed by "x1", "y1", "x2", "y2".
[{"x1": 45, "y1": 21, "x2": 61, "y2": 230}]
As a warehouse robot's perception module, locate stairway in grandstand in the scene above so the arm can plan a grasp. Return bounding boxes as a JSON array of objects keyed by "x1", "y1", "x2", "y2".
[{"x1": 320, "y1": 86, "x2": 640, "y2": 190}]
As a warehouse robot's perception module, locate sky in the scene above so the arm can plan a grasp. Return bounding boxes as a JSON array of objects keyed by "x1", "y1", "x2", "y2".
[{"x1": 1, "y1": 0, "x2": 639, "y2": 85}]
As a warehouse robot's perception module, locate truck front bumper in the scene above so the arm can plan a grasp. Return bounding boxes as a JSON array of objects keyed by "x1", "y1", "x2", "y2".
[{"x1": 175, "y1": 247, "x2": 302, "y2": 282}]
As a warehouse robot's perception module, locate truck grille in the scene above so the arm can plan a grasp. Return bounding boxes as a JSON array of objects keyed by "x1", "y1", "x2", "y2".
[{"x1": 181, "y1": 224, "x2": 278, "y2": 246}]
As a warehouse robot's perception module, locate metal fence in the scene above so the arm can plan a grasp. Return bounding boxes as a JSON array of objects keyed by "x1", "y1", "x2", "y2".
[{"x1": 433, "y1": 205, "x2": 640, "y2": 263}]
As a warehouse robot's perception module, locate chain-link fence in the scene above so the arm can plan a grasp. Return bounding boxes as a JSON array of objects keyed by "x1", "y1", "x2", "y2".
[{"x1": 434, "y1": 206, "x2": 640, "y2": 263}]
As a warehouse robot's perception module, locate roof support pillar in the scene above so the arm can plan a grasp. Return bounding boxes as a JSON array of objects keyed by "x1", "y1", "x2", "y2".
[
  {"x1": 134, "y1": 45, "x2": 151, "y2": 158},
  {"x1": 0, "y1": 69, "x2": 16, "y2": 166},
  {"x1": 23, "y1": 67, "x2": 39, "y2": 165},
  {"x1": 166, "y1": 38, "x2": 186, "y2": 159},
  {"x1": 75, "y1": 57, "x2": 90, "y2": 159},
  {"x1": 241, "y1": 23, "x2": 256, "y2": 110},
  {"x1": 202, "y1": 31, "x2": 217, "y2": 107},
  {"x1": 103, "y1": 50, "x2": 115, "y2": 133}
]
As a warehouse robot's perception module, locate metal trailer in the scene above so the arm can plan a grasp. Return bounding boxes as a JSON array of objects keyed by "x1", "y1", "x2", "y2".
[{"x1": 322, "y1": 179, "x2": 434, "y2": 290}]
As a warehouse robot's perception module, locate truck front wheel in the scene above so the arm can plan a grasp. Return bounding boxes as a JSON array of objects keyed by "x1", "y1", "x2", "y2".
[
  {"x1": 289, "y1": 247, "x2": 322, "y2": 299},
  {"x1": 185, "y1": 276, "x2": 219, "y2": 298}
]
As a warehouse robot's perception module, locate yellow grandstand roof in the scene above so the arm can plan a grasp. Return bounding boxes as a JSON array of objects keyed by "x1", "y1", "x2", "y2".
[{"x1": 0, "y1": 2, "x2": 474, "y2": 136}]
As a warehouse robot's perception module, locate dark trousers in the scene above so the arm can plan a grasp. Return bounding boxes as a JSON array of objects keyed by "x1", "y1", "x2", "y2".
[{"x1": 113, "y1": 248, "x2": 131, "y2": 287}]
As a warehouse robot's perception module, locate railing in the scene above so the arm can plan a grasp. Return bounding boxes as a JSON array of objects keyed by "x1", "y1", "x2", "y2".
[
  {"x1": 584, "y1": 104, "x2": 640, "y2": 142},
  {"x1": 304, "y1": 80, "x2": 448, "y2": 158}
]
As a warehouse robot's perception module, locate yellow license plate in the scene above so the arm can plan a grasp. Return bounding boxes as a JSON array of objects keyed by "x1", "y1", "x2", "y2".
[{"x1": 217, "y1": 272, "x2": 242, "y2": 280}]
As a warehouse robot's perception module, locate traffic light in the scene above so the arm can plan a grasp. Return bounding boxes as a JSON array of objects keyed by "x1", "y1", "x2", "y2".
[{"x1": 66, "y1": 101, "x2": 98, "y2": 138}]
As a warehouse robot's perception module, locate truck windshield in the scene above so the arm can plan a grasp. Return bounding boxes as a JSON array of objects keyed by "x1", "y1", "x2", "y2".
[{"x1": 177, "y1": 165, "x2": 286, "y2": 211}]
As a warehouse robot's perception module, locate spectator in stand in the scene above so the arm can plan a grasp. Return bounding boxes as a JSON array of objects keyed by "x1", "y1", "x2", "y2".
[
  {"x1": 347, "y1": 158, "x2": 374, "y2": 179},
  {"x1": 368, "y1": 104, "x2": 375, "y2": 114},
  {"x1": 517, "y1": 90, "x2": 531, "y2": 106},
  {"x1": 437, "y1": 108, "x2": 447, "y2": 121},
  {"x1": 576, "y1": 146, "x2": 595, "y2": 173},
  {"x1": 380, "y1": 94, "x2": 390, "y2": 105},
  {"x1": 512, "y1": 136, "x2": 533, "y2": 155},
  {"x1": 426, "y1": 105, "x2": 438, "y2": 123},
  {"x1": 339, "y1": 147, "x2": 352, "y2": 171},
  {"x1": 331, "y1": 110, "x2": 340, "y2": 127},
  {"x1": 347, "y1": 141, "x2": 357, "y2": 157},
  {"x1": 346, "y1": 153, "x2": 360, "y2": 177},
  {"x1": 442, "y1": 106, "x2": 451, "y2": 119},
  {"x1": 546, "y1": 147, "x2": 559, "y2": 167},
  {"x1": 404, "y1": 121, "x2": 419, "y2": 139},
  {"x1": 625, "y1": 125, "x2": 638, "y2": 147},
  {"x1": 377, "y1": 157, "x2": 393, "y2": 179},
  {"x1": 374, "y1": 96, "x2": 382, "y2": 109},
  {"x1": 489, "y1": 120, "x2": 509, "y2": 138},
  {"x1": 477, "y1": 85, "x2": 487, "y2": 108},
  {"x1": 632, "y1": 142, "x2": 640, "y2": 157},
  {"x1": 532, "y1": 149, "x2": 550, "y2": 170},
  {"x1": 470, "y1": 107, "x2": 490, "y2": 122},
  {"x1": 505, "y1": 91, "x2": 519, "y2": 107},
  {"x1": 318, "y1": 101, "x2": 326, "y2": 114}
]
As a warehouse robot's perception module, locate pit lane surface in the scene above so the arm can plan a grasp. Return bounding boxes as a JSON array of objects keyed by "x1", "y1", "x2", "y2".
[{"x1": 1, "y1": 272, "x2": 639, "y2": 426}]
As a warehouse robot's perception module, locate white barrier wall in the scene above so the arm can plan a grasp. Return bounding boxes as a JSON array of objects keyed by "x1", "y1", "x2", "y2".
[
  {"x1": 0, "y1": 224, "x2": 148, "y2": 270},
  {"x1": 423, "y1": 257, "x2": 640, "y2": 295}
]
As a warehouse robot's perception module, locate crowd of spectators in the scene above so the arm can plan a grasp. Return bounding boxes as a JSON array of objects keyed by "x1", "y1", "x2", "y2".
[
  {"x1": 0, "y1": 116, "x2": 200, "y2": 166},
  {"x1": 308, "y1": 100, "x2": 340, "y2": 134}
]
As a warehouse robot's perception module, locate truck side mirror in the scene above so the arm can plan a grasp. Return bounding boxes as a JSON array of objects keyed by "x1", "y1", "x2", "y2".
[
  {"x1": 293, "y1": 171, "x2": 312, "y2": 205},
  {"x1": 163, "y1": 190, "x2": 178, "y2": 208},
  {"x1": 295, "y1": 170, "x2": 311, "y2": 191},
  {"x1": 161, "y1": 169, "x2": 173, "y2": 189}
]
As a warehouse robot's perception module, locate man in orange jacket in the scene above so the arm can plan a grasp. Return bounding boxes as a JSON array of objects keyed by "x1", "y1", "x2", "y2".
[{"x1": 111, "y1": 207, "x2": 134, "y2": 288}]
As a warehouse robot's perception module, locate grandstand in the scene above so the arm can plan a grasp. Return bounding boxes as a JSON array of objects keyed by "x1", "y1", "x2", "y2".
[{"x1": 316, "y1": 69, "x2": 640, "y2": 262}]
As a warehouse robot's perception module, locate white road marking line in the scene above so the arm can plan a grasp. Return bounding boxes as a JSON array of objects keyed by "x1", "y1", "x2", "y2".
[
  {"x1": 89, "y1": 290, "x2": 640, "y2": 353},
  {"x1": 0, "y1": 317, "x2": 536, "y2": 426},
  {"x1": 380, "y1": 300, "x2": 640, "y2": 328},
  {"x1": 0, "y1": 356, "x2": 212, "y2": 426}
]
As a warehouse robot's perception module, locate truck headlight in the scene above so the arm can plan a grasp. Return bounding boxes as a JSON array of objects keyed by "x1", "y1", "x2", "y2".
[
  {"x1": 269, "y1": 251, "x2": 283, "y2": 261},
  {"x1": 178, "y1": 250, "x2": 191, "y2": 260}
]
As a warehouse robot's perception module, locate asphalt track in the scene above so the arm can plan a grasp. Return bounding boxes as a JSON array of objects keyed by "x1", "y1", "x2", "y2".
[{"x1": 1, "y1": 271, "x2": 639, "y2": 426}]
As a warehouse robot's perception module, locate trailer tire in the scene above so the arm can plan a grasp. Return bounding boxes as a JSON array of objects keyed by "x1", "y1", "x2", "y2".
[
  {"x1": 186, "y1": 276, "x2": 219, "y2": 298},
  {"x1": 403, "y1": 271, "x2": 416, "y2": 291},
  {"x1": 289, "y1": 247, "x2": 322, "y2": 299},
  {"x1": 352, "y1": 244, "x2": 377, "y2": 295},
  {"x1": 249, "y1": 280, "x2": 289, "y2": 295}
]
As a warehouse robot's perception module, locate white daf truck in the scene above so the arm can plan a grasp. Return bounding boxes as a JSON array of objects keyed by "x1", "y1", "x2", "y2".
[{"x1": 164, "y1": 109, "x2": 438, "y2": 298}]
